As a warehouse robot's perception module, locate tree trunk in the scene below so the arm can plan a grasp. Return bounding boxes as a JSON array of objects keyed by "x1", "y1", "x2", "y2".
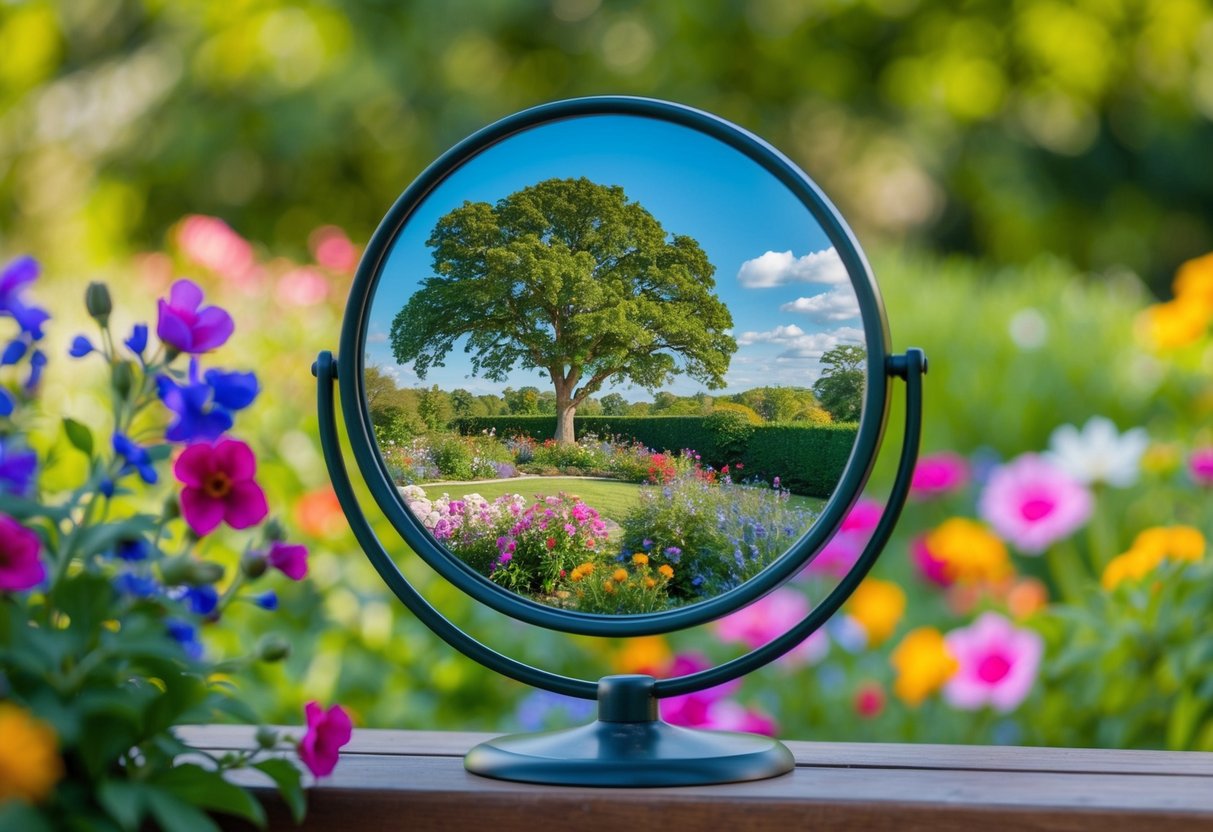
[{"x1": 554, "y1": 401, "x2": 576, "y2": 445}]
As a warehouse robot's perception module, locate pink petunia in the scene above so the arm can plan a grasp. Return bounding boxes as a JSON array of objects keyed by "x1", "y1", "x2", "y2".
[
  {"x1": 0, "y1": 513, "x2": 45, "y2": 591},
  {"x1": 298, "y1": 701, "x2": 353, "y2": 778},
  {"x1": 943, "y1": 612, "x2": 1042, "y2": 712},
  {"x1": 267, "y1": 541, "x2": 309, "y2": 580},
  {"x1": 174, "y1": 439, "x2": 269, "y2": 536},
  {"x1": 910, "y1": 452, "x2": 969, "y2": 499},
  {"x1": 157, "y1": 279, "x2": 235, "y2": 354},
  {"x1": 977, "y1": 454, "x2": 1092, "y2": 554}
]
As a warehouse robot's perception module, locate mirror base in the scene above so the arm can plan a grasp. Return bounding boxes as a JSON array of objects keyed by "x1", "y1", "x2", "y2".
[{"x1": 464, "y1": 675, "x2": 794, "y2": 787}]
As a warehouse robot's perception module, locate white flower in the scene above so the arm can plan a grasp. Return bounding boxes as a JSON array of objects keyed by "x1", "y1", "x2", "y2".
[
  {"x1": 1045, "y1": 416, "x2": 1149, "y2": 488},
  {"x1": 400, "y1": 484, "x2": 427, "y2": 502}
]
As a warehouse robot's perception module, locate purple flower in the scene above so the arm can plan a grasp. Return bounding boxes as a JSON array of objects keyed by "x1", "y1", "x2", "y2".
[
  {"x1": 0, "y1": 256, "x2": 50, "y2": 340},
  {"x1": 978, "y1": 454, "x2": 1092, "y2": 554},
  {"x1": 69, "y1": 335, "x2": 95, "y2": 358},
  {"x1": 113, "y1": 433, "x2": 158, "y2": 485},
  {"x1": 125, "y1": 324, "x2": 148, "y2": 356},
  {"x1": 254, "y1": 590, "x2": 279, "y2": 610},
  {"x1": 267, "y1": 541, "x2": 308, "y2": 580},
  {"x1": 156, "y1": 279, "x2": 234, "y2": 354},
  {"x1": 0, "y1": 436, "x2": 37, "y2": 497},
  {"x1": 663, "y1": 546, "x2": 682, "y2": 564}
]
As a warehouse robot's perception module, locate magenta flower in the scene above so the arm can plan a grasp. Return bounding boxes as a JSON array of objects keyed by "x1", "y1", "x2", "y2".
[
  {"x1": 977, "y1": 454, "x2": 1092, "y2": 554},
  {"x1": 910, "y1": 452, "x2": 969, "y2": 499},
  {"x1": 268, "y1": 541, "x2": 309, "y2": 580},
  {"x1": 174, "y1": 438, "x2": 269, "y2": 536},
  {"x1": 659, "y1": 654, "x2": 740, "y2": 728},
  {"x1": 841, "y1": 498, "x2": 883, "y2": 534},
  {"x1": 803, "y1": 498, "x2": 883, "y2": 578},
  {"x1": 702, "y1": 700, "x2": 779, "y2": 736},
  {"x1": 910, "y1": 534, "x2": 950, "y2": 587},
  {"x1": 157, "y1": 279, "x2": 235, "y2": 354},
  {"x1": 1190, "y1": 448, "x2": 1213, "y2": 487},
  {"x1": 943, "y1": 612, "x2": 1042, "y2": 712},
  {"x1": 298, "y1": 701, "x2": 353, "y2": 778},
  {"x1": 0, "y1": 513, "x2": 45, "y2": 591}
]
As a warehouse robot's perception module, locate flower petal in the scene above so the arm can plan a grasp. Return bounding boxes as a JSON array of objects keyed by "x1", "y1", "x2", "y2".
[
  {"x1": 157, "y1": 300, "x2": 194, "y2": 351},
  {"x1": 173, "y1": 443, "x2": 216, "y2": 488},
  {"x1": 180, "y1": 486, "x2": 225, "y2": 536},
  {"x1": 213, "y1": 438, "x2": 256, "y2": 481},
  {"x1": 223, "y1": 480, "x2": 268, "y2": 529},
  {"x1": 168, "y1": 279, "x2": 204, "y2": 311},
  {"x1": 190, "y1": 306, "x2": 235, "y2": 353}
]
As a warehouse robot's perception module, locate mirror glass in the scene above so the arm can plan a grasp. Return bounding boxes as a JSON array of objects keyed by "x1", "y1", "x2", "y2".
[{"x1": 364, "y1": 114, "x2": 866, "y2": 615}]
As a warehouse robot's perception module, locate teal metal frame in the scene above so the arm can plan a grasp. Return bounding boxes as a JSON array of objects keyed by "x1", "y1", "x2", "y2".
[{"x1": 335, "y1": 96, "x2": 897, "y2": 638}]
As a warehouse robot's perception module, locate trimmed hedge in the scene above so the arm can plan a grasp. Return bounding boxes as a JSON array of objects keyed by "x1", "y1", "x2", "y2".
[{"x1": 452, "y1": 415, "x2": 858, "y2": 499}]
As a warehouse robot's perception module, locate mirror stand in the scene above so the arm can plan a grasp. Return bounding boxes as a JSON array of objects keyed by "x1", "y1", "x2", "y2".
[
  {"x1": 314, "y1": 347, "x2": 925, "y2": 787},
  {"x1": 465, "y1": 674, "x2": 793, "y2": 786}
]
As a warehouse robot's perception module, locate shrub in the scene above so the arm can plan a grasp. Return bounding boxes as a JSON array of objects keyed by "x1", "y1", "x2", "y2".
[
  {"x1": 431, "y1": 435, "x2": 475, "y2": 480},
  {"x1": 741, "y1": 423, "x2": 858, "y2": 498},
  {"x1": 570, "y1": 555, "x2": 674, "y2": 614}
]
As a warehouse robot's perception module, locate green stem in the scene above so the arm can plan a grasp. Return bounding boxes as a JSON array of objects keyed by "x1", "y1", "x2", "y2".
[{"x1": 1044, "y1": 540, "x2": 1087, "y2": 605}]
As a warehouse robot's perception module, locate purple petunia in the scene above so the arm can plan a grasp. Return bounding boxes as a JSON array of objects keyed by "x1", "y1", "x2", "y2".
[{"x1": 156, "y1": 279, "x2": 234, "y2": 354}]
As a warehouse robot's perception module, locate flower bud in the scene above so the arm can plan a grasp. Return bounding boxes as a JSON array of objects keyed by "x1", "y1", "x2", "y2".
[
  {"x1": 255, "y1": 725, "x2": 280, "y2": 749},
  {"x1": 186, "y1": 560, "x2": 226, "y2": 586},
  {"x1": 263, "y1": 517, "x2": 287, "y2": 543},
  {"x1": 241, "y1": 549, "x2": 268, "y2": 579},
  {"x1": 112, "y1": 361, "x2": 136, "y2": 399},
  {"x1": 85, "y1": 282, "x2": 113, "y2": 325},
  {"x1": 258, "y1": 635, "x2": 291, "y2": 663}
]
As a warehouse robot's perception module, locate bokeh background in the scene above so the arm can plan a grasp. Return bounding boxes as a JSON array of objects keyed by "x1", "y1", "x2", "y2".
[{"x1": 4, "y1": 0, "x2": 1213, "y2": 746}]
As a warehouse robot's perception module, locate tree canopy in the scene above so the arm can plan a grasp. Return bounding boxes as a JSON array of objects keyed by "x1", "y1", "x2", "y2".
[
  {"x1": 812, "y1": 344, "x2": 865, "y2": 423},
  {"x1": 390, "y1": 177, "x2": 736, "y2": 442}
]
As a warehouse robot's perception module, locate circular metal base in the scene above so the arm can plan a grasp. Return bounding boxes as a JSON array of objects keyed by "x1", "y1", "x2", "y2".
[{"x1": 465, "y1": 675, "x2": 794, "y2": 787}]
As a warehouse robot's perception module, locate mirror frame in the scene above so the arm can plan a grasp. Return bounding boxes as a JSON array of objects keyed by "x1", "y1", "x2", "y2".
[{"x1": 339, "y1": 96, "x2": 893, "y2": 638}]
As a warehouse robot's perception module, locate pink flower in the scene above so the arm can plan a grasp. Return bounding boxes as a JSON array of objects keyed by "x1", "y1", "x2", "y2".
[
  {"x1": 0, "y1": 513, "x2": 44, "y2": 591},
  {"x1": 659, "y1": 654, "x2": 740, "y2": 727},
  {"x1": 174, "y1": 439, "x2": 269, "y2": 536},
  {"x1": 298, "y1": 701, "x2": 352, "y2": 778},
  {"x1": 1190, "y1": 448, "x2": 1213, "y2": 487},
  {"x1": 803, "y1": 499, "x2": 882, "y2": 578},
  {"x1": 276, "y1": 267, "x2": 329, "y2": 307},
  {"x1": 177, "y1": 215, "x2": 255, "y2": 281},
  {"x1": 841, "y1": 498, "x2": 883, "y2": 534},
  {"x1": 703, "y1": 700, "x2": 779, "y2": 736},
  {"x1": 944, "y1": 612, "x2": 1042, "y2": 712},
  {"x1": 910, "y1": 452, "x2": 968, "y2": 499},
  {"x1": 910, "y1": 534, "x2": 950, "y2": 587},
  {"x1": 157, "y1": 279, "x2": 235, "y2": 354},
  {"x1": 268, "y1": 541, "x2": 309, "y2": 580},
  {"x1": 977, "y1": 454, "x2": 1092, "y2": 554},
  {"x1": 309, "y1": 225, "x2": 360, "y2": 273},
  {"x1": 713, "y1": 589, "x2": 825, "y2": 666},
  {"x1": 854, "y1": 682, "x2": 885, "y2": 718}
]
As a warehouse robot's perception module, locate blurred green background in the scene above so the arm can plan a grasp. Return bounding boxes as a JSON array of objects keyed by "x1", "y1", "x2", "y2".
[{"x1": 4, "y1": 0, "x2": 1213, "y2": 743}]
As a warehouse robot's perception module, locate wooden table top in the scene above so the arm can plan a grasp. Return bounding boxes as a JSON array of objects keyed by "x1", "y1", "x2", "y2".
[{"x1": 181, "y1": 726, "x2": 1213, "y2": 831}]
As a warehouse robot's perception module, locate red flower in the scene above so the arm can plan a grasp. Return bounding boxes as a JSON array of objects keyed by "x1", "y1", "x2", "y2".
[
  {"x1": 854, "y1": 682, "x2": 885, "y2": 718},
  {"x1": 545, "y1": 537, "x2": 556, "y2": 550},
  {"x1": 298, "y1": 701, "x2": 352, "y2": 778},
  {"x1": 174, "y1": 438, "x2": 268, "y2": 536}
]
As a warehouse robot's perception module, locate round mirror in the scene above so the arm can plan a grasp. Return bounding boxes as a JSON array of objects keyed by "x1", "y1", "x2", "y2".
[{"x1": 342, "y1": 98, "x2": 890, "y2": 635}]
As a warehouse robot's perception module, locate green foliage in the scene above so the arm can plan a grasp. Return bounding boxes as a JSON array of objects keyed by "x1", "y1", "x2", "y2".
[
  {"x1": 812, "y1": 344, "x2": 865, "y2": 423},
  {"x1": 389, "y1": 177, "x2": 736, "y2": 440},
  {"x1": 741, "y1": 423, "x2": 860, "y2": 499}
]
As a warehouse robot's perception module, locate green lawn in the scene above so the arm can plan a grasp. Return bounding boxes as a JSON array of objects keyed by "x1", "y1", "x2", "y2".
[{"x1": 412, "y1": 476, "x2": 826, "y2": 522}]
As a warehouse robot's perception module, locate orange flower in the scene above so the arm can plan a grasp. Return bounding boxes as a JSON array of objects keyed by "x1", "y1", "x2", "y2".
[
  {"x1": 0, "y1": 704, "x2": 63, "y2": 803},
  {"x1": 890, "y1": 628, "x2": 958, "y2": 707},
  {"x1": 632, "y1": 553, "x2": 649, "y2": 565},
  {"x1": 845, "y1": 578, "x2": 906, "y2": 647},
  {"x1": 612, "y1": 568, "x2": 629, "y2": 583},
  {"x1": 1102, "y1": 525, "x2": 1206, "y2": 590},
  {"x1": 658, "y1": 564, "x2": 674, "y2": 579}
]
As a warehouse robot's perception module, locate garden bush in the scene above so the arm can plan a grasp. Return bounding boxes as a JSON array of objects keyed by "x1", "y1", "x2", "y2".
[{"x1": 741, "y1": 423, "x2": 860, "y2": 499}]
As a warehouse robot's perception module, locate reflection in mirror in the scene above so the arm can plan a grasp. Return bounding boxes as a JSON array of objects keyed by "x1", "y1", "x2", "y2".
[{"x1": 364, "y1": 115, "x2": 866, "y2": 614}]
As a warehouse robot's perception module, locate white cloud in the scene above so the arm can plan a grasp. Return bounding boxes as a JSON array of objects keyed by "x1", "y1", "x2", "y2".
[
  {"x1": 779, "y1": 286, "x2": 860, "y2": 323},
  {"x1": 735, "y1": 324, "x2": 864, "y2": 361},
  {"x1": 736, "y1": 247, "x2": 848, "y2": 288}
]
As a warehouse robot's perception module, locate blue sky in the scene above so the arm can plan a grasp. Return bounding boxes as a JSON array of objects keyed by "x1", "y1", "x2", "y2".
[{"x1": 366, "y1": 114, "x2": 864, "y2": 399}]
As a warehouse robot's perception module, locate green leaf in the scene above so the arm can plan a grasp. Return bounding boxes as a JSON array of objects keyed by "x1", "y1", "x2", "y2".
[
  {"x1": 146, "y1": 443, "x2": 173, "y2": 463},
  {"x1": 97, "y1": 780, "x2": 148, "y2": 831},
  {"x1": 0, "y1": 493, "x2": 70, "y2": 521},
  {"x1": 73, "y1": 514, "x2": 160, "y2": 559},
  {"x1": 63, "y1": 417, "x2": 94, "y2": 456},
  {"x1": 155, "y1": 763, "x2": 266, "y2": 828},
  {"x1": 145, "y1": 788, "x2": 222, "y2": 832},
  {"x1": 1166, "y1": 686, "x2": 1204, "y2": 750},
  {"x1": 0, "y1": 802, "x2": 55, "y2": 832},
  {"x1": 253, "y1": 758, "x2": 307, "y2": 824}
]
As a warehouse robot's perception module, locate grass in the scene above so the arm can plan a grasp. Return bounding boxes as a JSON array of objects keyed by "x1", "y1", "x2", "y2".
[{"x1": 411, "y1": 476, "x2": 827, "y2": 523}]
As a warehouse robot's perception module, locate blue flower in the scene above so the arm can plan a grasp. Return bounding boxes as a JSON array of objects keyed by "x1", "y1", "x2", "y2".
[
  {"x1": 1, "y1": 339, "x2": 26, "y2": 365},
  {"x1": 114, "y1": 572, "x2": 160, "y2": 598},
  {"x1": 69, "y1": 335, "x2": 95, "y2": 358},
  {"x1": 166, "y1": 618, "x2": 204, "y2": 660},
  {"x1": 182, "y1": 585, "x2": 219, "y2": 616},
  {"x1": 112, "y1": 432, "x2": 158, "y2": 485},
  {"x1": 157, "y1": 359, "x2": 258, "y2": 443},
  {"x1": 254, "y1": 590, "x2": 279, "y2": 611},
  {"x1": 0, "y1": 388, "x2": 12, "y2": 417},
  {"x1": 25, "y1": 349, "x2": 46, "y2": 391},
  {"x1": 0, "y1": 436, "x2": 37, "y2": 497},
  {"x1": 125, "y1": 324, "x2": 148, "y2": 357},
  {"x1": 114, "y1": 537, "x2": 149, "y2": 561},
  {"x1": 0, "y1": 256, "x2": 50, "y2": 341}
]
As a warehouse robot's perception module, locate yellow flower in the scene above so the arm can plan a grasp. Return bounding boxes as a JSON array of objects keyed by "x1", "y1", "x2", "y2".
[
  {"x1": 658, "y1": 564, "x2": 674, "y2": 579},
  {"x1": 614, "y1": 635, "x2": 671, "y2": 674},
  {"x1": 1174, "y1": 251, "x2": 1213, "y2": 313},
  {"x1": 0, "y1": 703, "x2": 64, "y2": 804},
  {"x1": 632, "y1": 553, "x2": 649, "y2": 565},
  {"x1": 602, "y1": 580, "x2": 616, "y2": 594},
  {"x1": 890, "y1": 628, "x2": 958, "y2": 707},
  {"x1": 1141, "y1": 442, "x2": 1182, "y2": 476},
  {"x1": 1135, "y1": 299, "x2": 1209, "y2": 350},
  {"x1": 612, "y1": 568, "x2": 629, "y2": 583},
  {"x1": 1102, "y1": 525, "x2": 1206, "y2": 590},
  {"x1": 925, "y1": 518, "x2": 1012, "y2": 585},
  {"x1": 846, "y1": 578, "x2": 906, "y2": 647}
]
